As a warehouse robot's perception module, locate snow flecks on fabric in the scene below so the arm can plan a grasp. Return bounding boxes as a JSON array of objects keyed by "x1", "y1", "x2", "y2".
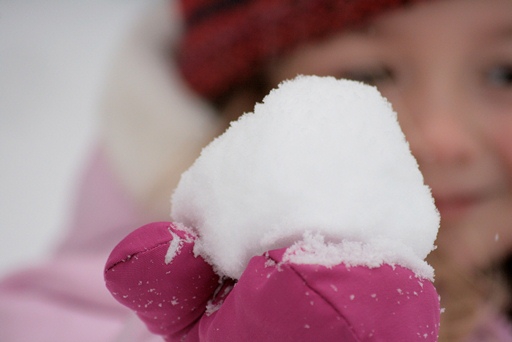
[
  {"x1": 204, "y1": 284, "x2": 233, "y2": 316},
  {"x1": 203, "y1": 278, "x2": 234, "y2": 316},
  {"x1": 264, "y1": 251, "x2": 277, "y2": 268},
  {"x1": 165, "y1": 228, "x2": 183, "y2": 264},
  {"x1": 165, "y1": 224, "x2": 195, "y2": 265},
  {"x1": 205, "y1": 300, "x2": 222, "y2": 316},
  {"x1": 171, "y1": 75, "x2": 440, "y2": 280}
]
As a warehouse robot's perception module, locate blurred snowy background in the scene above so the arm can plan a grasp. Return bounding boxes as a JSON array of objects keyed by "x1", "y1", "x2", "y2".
[{"x1": 0, "y1": 1, "x2": 156, "y2": 277}]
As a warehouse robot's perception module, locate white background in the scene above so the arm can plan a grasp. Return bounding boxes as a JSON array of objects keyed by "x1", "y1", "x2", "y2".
[{"x1": 0, "y1": 1, "x2": 156, "y2": 277}]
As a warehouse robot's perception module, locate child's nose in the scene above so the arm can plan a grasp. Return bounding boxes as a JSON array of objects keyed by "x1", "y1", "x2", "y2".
[{"x1": 399, "y1": 87, "x2": 480, "y2": 167}]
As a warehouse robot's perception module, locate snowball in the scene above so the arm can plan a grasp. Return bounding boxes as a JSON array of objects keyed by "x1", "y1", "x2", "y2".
[{"x1": 171, "y1": 75, "x2": 439, "y2": 280}]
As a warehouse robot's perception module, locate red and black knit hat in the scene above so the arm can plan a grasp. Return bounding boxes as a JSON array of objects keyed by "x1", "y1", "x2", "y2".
[{"x1": 177, "y1": 0, "x2": 429, "y2": 100}]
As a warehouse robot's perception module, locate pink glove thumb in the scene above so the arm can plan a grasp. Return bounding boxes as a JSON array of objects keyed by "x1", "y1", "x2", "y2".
[{"x1": 104, "y1": 222, "x2": 220, "y2": 340}]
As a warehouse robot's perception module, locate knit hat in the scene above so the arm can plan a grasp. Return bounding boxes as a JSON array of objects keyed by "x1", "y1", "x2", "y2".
[{"x1": 177, "y1": 0, "x2": 430, "y2": 100}]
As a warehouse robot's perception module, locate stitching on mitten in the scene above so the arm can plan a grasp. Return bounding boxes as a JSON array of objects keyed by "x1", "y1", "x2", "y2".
[
  {"x1": 268, "y1": 254, "x2": 363, "y2": 342},
  {"x1": 105, "y1": 240, "x2": 183, "y2": 274},
  {"x1": 105, "y1": 223, "x2": 197, "y2": 274}
]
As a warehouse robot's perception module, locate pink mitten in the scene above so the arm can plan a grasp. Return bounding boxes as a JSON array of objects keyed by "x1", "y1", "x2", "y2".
[
  {"x1": 105, "y1": 222, "x2": 440, "y2": 341},
  {"x1": 104, "y1": 222, "x2": 220, "y2": 339}
]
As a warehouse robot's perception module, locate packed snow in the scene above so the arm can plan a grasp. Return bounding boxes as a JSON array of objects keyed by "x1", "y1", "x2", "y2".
[{"x1": 171, "y1": 75, "x2": 440, "y2": 280}]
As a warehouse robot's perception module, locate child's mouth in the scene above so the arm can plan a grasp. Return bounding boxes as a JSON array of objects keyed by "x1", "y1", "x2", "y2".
[{"x1": 434, "y1": 195, "x2": 479, "y2": 221}]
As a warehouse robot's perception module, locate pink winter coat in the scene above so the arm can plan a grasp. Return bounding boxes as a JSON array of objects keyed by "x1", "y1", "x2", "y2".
[
  {"x1": 0, "y1": 148, "x2": 140, "y2": 341},
  {"x1": 0, "y1": 3, "x2": 220, "y2": 341},
  {"x1": 105, "y1": 222, "x2": 441, "y2": 341}
]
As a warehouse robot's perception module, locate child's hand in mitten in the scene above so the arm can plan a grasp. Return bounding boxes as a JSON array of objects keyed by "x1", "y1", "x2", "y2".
[
  {"x1": 104, "y1": 222, "x2": 220, "y2": 339},
  {"x1": 105, "y1": 222, "x2": 440, "y2": 342}
]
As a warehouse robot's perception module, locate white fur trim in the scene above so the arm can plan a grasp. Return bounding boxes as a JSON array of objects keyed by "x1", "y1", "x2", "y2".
[{"x1": 99, "y1": 1, "x2": 222, "y2": 218}]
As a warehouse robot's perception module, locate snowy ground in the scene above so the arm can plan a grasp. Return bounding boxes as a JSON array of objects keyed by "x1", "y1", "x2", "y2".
[{"x1": 0, "y1": 1, "x2": 156, "y2": 277}]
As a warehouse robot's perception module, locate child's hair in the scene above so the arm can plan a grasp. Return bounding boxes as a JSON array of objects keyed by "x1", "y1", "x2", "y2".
[{"x1": 503, "y1": 255, "x2": 512, "y2": 317}]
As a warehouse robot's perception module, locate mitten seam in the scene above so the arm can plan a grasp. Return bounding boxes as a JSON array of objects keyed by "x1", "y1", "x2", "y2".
[
  {"x1": 271, "y1": 256, "x2": 363, "y2": 342},
  {"x1": 105, "y1": 240, "x2": 172, "y2": 274}
]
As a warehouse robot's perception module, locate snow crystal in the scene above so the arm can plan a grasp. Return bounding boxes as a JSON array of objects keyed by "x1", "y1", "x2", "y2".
[
  {"x1": 165, "y1": 229, "x2": 183, "y2": 264},
  {"x1": 205, "y1": 300, "x2": 222, "y2": 316},
  {"x1": 282, "y1": 231, "x2": 434, "y2": 279},
  {"x1": 171, "y1": 75, "x2": 439, "y2": 280},
  {"x1": 165, "y1": 224, "x2": 195, "y2": 264}
]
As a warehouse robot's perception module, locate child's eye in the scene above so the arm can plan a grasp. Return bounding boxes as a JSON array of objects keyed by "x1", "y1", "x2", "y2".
[
  {"x1": 487, "y1": 65, "x2": 512, "y2": 87},
  {"x1": 338, "y1": 67, "x2": 394, "y2": 86}
]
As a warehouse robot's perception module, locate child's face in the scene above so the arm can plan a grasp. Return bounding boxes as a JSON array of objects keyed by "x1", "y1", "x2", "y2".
[{"x1": 269, "y1": 0, "x2": 512, "y2": 270}]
